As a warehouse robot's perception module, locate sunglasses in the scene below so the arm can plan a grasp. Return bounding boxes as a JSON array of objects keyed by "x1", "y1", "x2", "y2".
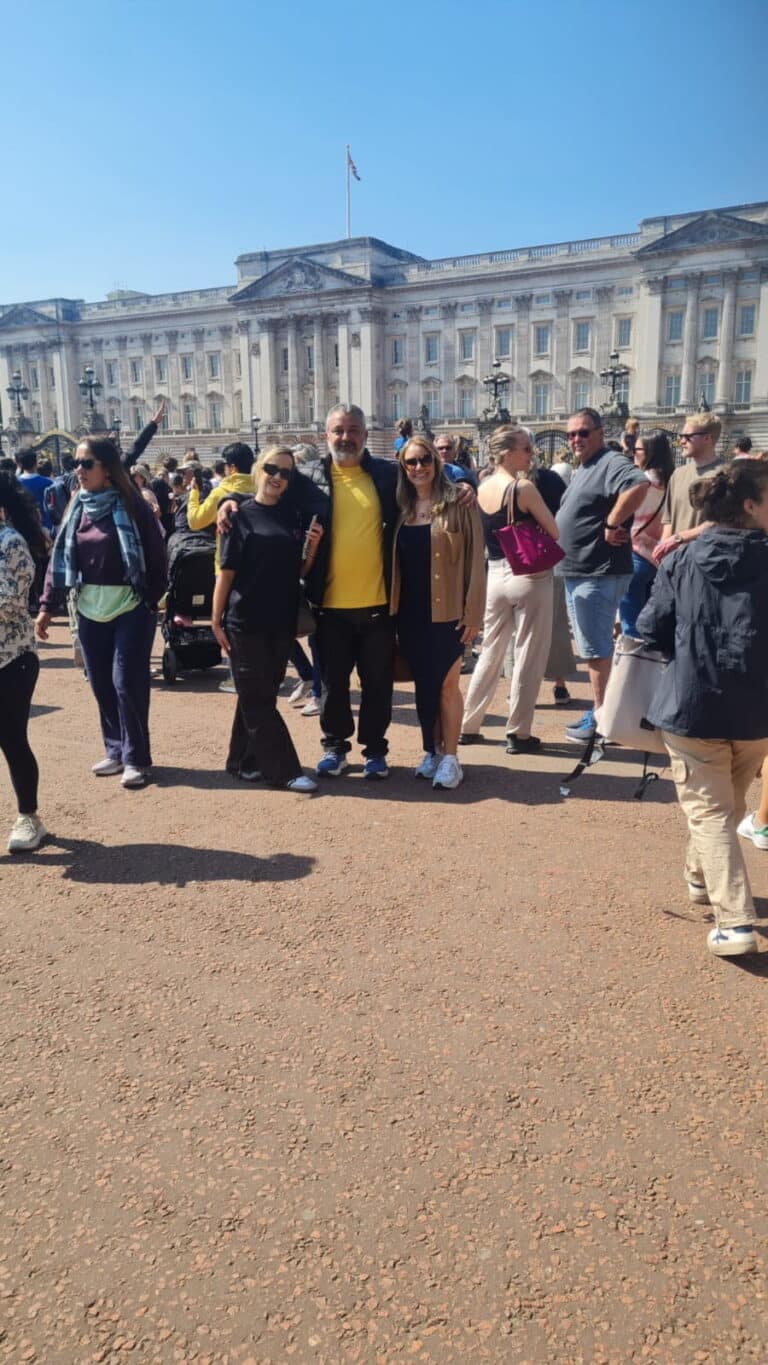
[
  {"x1": 74, "y1": 458, "x2": 96, "y2": 470},
  {"x1": 679, "y1": 433, "x2": 703, "y2": 443},
  {"x1": 404, "y1": 454, "x2": 434, "y2": 468},
  {"x1": 262, "y1": 463, "x2": 292, "y2": 481},
  {"x1": 566, "y1": 428, "x2": 595, "y2": 441}
]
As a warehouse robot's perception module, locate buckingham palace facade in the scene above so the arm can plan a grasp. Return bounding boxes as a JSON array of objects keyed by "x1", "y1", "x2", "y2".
[{"x1": 1, "y1": 200, "x2": 767, "y2": 458}]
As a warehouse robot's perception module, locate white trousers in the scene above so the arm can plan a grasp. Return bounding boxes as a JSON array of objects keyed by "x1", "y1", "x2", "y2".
[{"x1": 463, "y1": 560, "x2": 553, "y2": 738}]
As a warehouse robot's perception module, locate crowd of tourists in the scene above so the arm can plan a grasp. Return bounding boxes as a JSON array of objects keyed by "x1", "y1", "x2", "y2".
[{"x1": 1, "y1": 399, "x2": 767, "y2": 961}]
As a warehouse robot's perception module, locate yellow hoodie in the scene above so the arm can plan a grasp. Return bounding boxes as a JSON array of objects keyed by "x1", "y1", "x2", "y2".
[{"x1": 187, "y1": 472, "x2": 255, "y2": 571}]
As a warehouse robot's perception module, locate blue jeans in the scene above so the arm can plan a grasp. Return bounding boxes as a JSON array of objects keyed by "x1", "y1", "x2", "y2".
[
  {"x1": 563, "y1": 574, "x2": 632, "y2": 659},
  {"x1": 289, "y1": 637, "x2": 322, "y2": 696},
  {"x1": 78, "y1": 602, "x2": 156, "y2": 768},
  {"x1": 619, "y1": 553, "x2": 657, "y2": 637}
]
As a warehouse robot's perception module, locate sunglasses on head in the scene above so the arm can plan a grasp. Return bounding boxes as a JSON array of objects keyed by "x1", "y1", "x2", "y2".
[
  {"x1": 566, "y1": 428, "x2": 595, "y2": 441},
  {"x1": 404, "y1": 453, "x2": 434, "y2": 468},
  {"x1": 74, "y1": 457, "x2": 96, "y2": 470},
  {"x1": 262, "y1": 463, "x2": 291, "y2": 481}
]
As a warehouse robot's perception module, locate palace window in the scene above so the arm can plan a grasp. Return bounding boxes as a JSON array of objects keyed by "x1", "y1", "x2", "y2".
[
  {"x1": 533, "y1": 382, "x2": 549, "y2": 416},
  {"x1": 664, "y1": 374, "x2": 681, "y2": 406},
  {"x1": 181, "y1": 355, "x2": 194, "y2": 381},
  {"x1": 702, "y1": 307, "x2": 719, "y2": 341},
  {"x1": 667, "y1": 311, "x2": 684, "y2": 343},
  {"x1": 390, "y1": 392, "x2": 402, "y2": 421},
  {"x1": 617, "y1": 286, "x2": 633, "y2": 297},
  {"x1": 573, "y1": 379, "x2": 590, "y2": 409},
  {"x1": 234, "y1": 350, "x2": 242, "y2": 377},
  {"x1": 459, "y1": 331, "x2": 475, "y2": 362},
  {"x1": 459, "y1": 388, "x2": 475, "y2": 420},
  {"x1": 183, "y1": 402, "x2": 195, "y2": 431},
  {"x1": 739, "y1": 304, "x2": 756, "y2": 337},
  {"x1": 209, "y1": 402, "x2": 222, "y2": 431},
  {"x1": 575, "y1": 289, "x2": 592, "y2": 301},
  {"x1": 308, "y1": 395, "x2": 315, "y2": 424},
  {"x1": 282, "y1": 397, "x2": 290, "y2": 422},
  {"x1": 132, "y1": 405, "x2": 144, "y2": 430},
  {"x1": 207, "y1": 352, "x2": 220, "y2": 380},
  {"x1": 391, "y1": 338, "x2": 403, "y2": 366},
  {"x1": 534, "y1": 293, "x2": 551, "y2": 305},
  {"x1": 306, "y1": 343, "x2": 314, "y2": 372},
  {"x1": 425, "y1": 334, "x2": 439, "y2": 364},
  {"x1": 106, "y1": 360, "x2": 117, "y2": 386},
  {"x1": 48, "y1": 367, "x2": 56, "y2": 389},
  {"x1": 616, "y1": 374, "x2": 630, "y2": 406},
  {"x1": 30, "y1": 365, "x2": 39, "y2": 390},
  {"x1": 155, "y1": 356, "x2": 167, "y2": 383},
  {"x1": 281, "y1": 347, "x2": 289, "y2": 372},
  {"x1": 734, "y1": 369, "x2": 752, "y2": 404},
  {"x1": 616, "y1": 317, "x2": 632, "y2": 349},
  {"x1": 534, "y1": 324, "x2": 550, "y2": 356},
  {"x1": 699, "y1": 371, "x2": 715, "y2": 407},
  {"x1": 423, "y1": 386, "x2": 440, "y2": 421},
  {"x1": 574, "y1": 321, "x2": 590, "y2": 352},
  {"x1": 130, "y1": 359, "x2": 142, "y2": 384},
  {"x1": 495, "y1": 328, "x2": 511, "y2": 358},
  {"x1": 333, "y1": 343, "x2": 339, "y2": 368}
]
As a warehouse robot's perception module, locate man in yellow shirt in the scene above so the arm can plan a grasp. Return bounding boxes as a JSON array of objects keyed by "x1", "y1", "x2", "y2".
[{"x1": 187, "y1": 443, "x2": 255, "y2": 570}]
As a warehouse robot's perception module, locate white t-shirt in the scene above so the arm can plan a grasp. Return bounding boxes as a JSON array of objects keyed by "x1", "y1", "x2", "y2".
[{"x1": 551, "y1": 460, "x2": 572, "y2": 486}]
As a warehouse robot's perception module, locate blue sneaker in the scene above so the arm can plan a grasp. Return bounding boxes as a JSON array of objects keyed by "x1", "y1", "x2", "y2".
[
  {"x1": 316, "y1": 752, "x2": 349, "y2": 777},
  {"x1": 565, "y1": 709, "x2": 596, "y2": 743},
  {"x1": 363, "y1": 755, "x2": 389, "y2": 780}
]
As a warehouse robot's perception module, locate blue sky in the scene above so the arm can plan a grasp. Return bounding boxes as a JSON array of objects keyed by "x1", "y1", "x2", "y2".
[{"x1": 4, "y1": 0, "x2": 766, "y2": 304}]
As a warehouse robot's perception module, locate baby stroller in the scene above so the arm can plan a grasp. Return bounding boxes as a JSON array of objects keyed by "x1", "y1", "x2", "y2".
[{"x1": 160, "y1": 533, "x2": 222, "y2": 683}]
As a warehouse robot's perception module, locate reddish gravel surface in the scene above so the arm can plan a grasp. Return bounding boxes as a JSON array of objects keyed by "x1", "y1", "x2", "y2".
[{"x1": 2, "y1": 622, "x2": 768, "y2": 1364}]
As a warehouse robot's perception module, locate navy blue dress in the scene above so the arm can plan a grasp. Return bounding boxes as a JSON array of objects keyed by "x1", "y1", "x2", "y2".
[{"x1": 396, "y1": 524, "x2": 464, "y2": 753}]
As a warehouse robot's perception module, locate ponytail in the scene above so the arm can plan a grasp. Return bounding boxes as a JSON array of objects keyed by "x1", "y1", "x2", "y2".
[{"x1": 690, "y1": 462, "x2": 768, "y2": 527}]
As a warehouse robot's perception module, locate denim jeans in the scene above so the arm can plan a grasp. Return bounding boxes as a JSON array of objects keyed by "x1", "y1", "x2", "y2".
[
  {"x1": 619, "y1": 553, "x2": 657, "y2": 637},
  {"x1": 78, "y1": 603, "x2": 155, "y2": 769},
  {"x1": 563, "y1": 575, "x2": 632, "y2": 659}
]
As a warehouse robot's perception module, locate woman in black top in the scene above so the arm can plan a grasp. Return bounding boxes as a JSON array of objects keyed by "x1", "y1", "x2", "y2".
[{"x1": 212, "y1": 446, "x2": 323, "y2": 793}]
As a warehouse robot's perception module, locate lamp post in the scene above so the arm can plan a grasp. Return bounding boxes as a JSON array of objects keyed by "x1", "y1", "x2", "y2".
[
  {"x1": 599, "y1": 350, "x2": 630, "y2": 425},
  {"x1": 112, "y1": 417, "x2": 122, "y2": 452},
  {"x1": 78, "y1": 364, "x2": 103, "y2": 431},
  {"x1": 251, "y1": 415, "x2": 261, "y2": 454},
  {"x1": 7, "y1": 369, "x2": 30, "y2": 419}
]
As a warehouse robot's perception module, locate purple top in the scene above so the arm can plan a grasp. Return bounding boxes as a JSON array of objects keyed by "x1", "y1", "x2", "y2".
[{"x1": 40, "y1": 492, "x2": 166, "y2": 611}]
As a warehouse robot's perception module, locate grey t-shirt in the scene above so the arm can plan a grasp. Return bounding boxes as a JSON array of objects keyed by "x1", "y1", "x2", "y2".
[{"x1": 556, "y1": 447, "x2": 646, "y2": 577}]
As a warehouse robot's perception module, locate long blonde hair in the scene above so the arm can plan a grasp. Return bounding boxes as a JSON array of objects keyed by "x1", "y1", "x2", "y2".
[{"x1": 396, "y1": 435, "x2": 457, "y2": 518}]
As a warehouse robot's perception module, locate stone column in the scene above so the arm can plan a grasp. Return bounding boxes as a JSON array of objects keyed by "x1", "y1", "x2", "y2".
[
  {"x1": 336, "y1": 311, "x2": 351, "y2": 406},
  {"x1": 165, "y1": 329, "x2": 179, "y2": 428},
  {"x1": 286, "y1": 315, "x2": 300, "y2": 424},
  {"x1": 514, "y1": 294, "x2": 532, "y2": 415},
  {"x1": 594, "y1": 285, "x2": 615, "y2": 374},
  {"x1": 477, "y1": 297, "x2": 495, "y2": 391},
  {"x1": 115, "y1": 336, "x2": 130, "y2": 429},
  {"x1": 34, "y1": 343, "x2": 52, "y2": 429},
  {"x1": 358, "y1": 306, "x2": 385, "y2": 424},
  {"x1": 257, "y1": 318, "x2": 278, "y2": 424},
  {"x1": 680, "y1": 274, "x2": 700, "y2": 410},
  {"x1": 753, "y1": 266, "x2": 768, "y2": 405},
  {"x1": 58, "y1": 337, "x2": 80, "y2": 431},
  {"x1": 312, "y1": 315, "x2": 327, "y2": 426},
  {"x1": 141, "y1": 332, "x2": 154, "y2": 411},
  {"x1": 553, "y1": 289, "x2": 572, "y2": 413},
  {"x1": 405, "y1": 306, "x2": 422, "y2": 418},
  {"x1": 219, "y1": 324, "x2": 233, "y2": 429},
  {"x1": 440, "y1": 302, "x2": 457, "y2": 420},
  {"x1": 715, "y1": 269, "x2": 738, "y2": 411},
  {"x1": 635, "y1": 277, "x2": 664, "y2": 411},
  {"x1": 237, "y1": 320, "x2": 252, "y2": 431}
]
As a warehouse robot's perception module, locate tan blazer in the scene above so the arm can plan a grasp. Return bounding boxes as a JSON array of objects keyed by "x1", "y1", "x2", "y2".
[{"x1": 390, "y1": 498, "x2": 486, "y2": 627}]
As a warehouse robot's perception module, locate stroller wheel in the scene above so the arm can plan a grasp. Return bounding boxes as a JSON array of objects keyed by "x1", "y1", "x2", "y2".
[{"x1": 162, "y1": 646, "x2": 178, "y2": 684}]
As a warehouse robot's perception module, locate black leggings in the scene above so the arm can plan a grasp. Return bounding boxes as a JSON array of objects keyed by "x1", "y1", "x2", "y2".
[{"x1": 0, "y1": 651, "x2": 40, "y2": 814}]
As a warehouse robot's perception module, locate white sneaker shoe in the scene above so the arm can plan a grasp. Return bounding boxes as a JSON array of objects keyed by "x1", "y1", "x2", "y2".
[
  {"x1": 432, "y1": 754, "x2": 463, "y2": 790},
  {"x1": 738, "y1": 813, "x2": 768, "y2": 851},
  {"x1": 300, "y1": 696, "x2": 321, "y2": 716},
  {"x1": 707, "y1": 925, "x2": 758, "y2": 957},
  {"x1": 287, "y1": 774, "x2": 318, "y2": 793},
  {"x1": 288, "y1": 679, "x2": 313, "y2": 705},
  {"x1": 686, "y1": 877, "x2": 710, "y2": 905},
  {"x1": 8, "y1": 814, "x2": 46, "y2": 853},
  {"x1": 414, "y1": 752, "x2": 441, "y2": 780},
  {"x1": 121, "y1": 765, "x2": 148, "y2": 788},
  {"x1": 92, "y1": 756, "x2": 124, "y2": 776}
]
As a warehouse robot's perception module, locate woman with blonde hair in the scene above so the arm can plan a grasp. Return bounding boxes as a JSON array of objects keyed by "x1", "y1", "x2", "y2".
[
  {"x1": 390, "y1": 435, "x2": 484, "y2": 790},
  {"x1": 459, "y1": 425, "x2": 560, "y2": 754},
  {"x1": 212, "y1": 445, "x2": 324, "y2": 792}
]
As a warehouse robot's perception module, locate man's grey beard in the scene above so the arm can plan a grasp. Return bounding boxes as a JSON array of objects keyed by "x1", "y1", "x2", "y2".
[{"x1": 328, "y1": 443, "x2": 364, "y2": 466}]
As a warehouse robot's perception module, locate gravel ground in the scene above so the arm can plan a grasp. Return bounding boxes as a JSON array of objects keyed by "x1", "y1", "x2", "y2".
[{"x1": 2, "y1": 623, "x2": 767, "y2": 1364}]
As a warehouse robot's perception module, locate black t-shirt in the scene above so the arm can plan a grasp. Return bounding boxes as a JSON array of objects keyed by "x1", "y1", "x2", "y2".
[{"x1": 219, "y1": 499, "x2": 302, "y2": 634}]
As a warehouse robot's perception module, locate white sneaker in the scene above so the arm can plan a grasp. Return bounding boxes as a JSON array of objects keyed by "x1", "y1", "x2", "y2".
[
  {"x1": 414, "y1": 752, "x2": 441, "y2": 780},
  {"x1": 686, "y1": 877, "x2": 710, "y2": 905},
  {"x1": 218, "y1": 678, "x2": 237, "y2": 694},
  {"x1": 288, "y1": 679, "x2": 313, "y2": 705},
  {"x1": 707, "y1": 925, "x2": 758, "y2": 957},
  {"x1": 432, "y1": 754, "x2": 463, "y2": 791},
  {"x1": 738, "y1": 813, "x2": 768, "y2": 851},
  {"x1": 8, "y1": 814, "x2": 46, "y2": 853},
  {"x1": 121, "y1": 765, "x2": 148, "y2": 788},
  {"x1": 300, "y1": 696, "x2": 321, "y2": 716},
  {"x1": 92, "y1": 756, "x2": 124, "y2": 776},
  {"x1": 287, "y1": 774, "x2": 318, "y2": 793}
]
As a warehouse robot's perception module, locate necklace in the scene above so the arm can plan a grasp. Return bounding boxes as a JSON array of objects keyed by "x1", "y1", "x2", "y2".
[{"x1": 412, "y1": 498, "x2": 433, "y2": 524}]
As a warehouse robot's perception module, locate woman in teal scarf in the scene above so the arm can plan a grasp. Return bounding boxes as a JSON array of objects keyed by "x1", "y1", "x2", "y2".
[{"x1": 36, "y1": 437, "x2": 166, "y2": 789}]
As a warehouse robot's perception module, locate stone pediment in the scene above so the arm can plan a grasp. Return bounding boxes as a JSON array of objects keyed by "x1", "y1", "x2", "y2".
[
  {"x1": 0, "y1": 304, "x2": 56, "y2": 330},
  {"x1": 230, "y1": 257, "x2": 364, "y2": 303},
  {"x1": 637, "y1": 211, "x2": 768, "y2": 256}
]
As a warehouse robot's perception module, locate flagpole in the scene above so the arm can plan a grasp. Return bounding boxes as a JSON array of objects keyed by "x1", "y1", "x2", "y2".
[{"x1": 345, "y1": 145, "x2": 351, "y2": 239}]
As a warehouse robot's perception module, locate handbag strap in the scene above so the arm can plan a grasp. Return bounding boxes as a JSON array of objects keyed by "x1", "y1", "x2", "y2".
[{"x1": 503, "y1": 478, "x2": 518, "y2": 526}]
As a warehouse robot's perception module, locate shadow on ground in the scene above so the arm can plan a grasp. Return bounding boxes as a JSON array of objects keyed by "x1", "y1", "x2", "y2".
[{"x1": 8, "y1": 837, "x2": 315, "y2": 886}]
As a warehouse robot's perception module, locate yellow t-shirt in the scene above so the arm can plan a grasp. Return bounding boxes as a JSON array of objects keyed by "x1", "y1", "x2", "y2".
[{"x1": 323, "y1": 463, "x2": 386, "y2": 609}]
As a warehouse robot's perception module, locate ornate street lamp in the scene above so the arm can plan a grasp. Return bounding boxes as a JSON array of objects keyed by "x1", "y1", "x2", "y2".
[
  {"x1": 697, "y1": 391, "x2": 711, "y2": 413},
  {"x1": 599, "y1": 350, "x2": 630, "y2": 422},
  {"x1": 7, "y1": 369, "x2": 30, "y2": 418},
  {"x1": 251, "y1": 414, "x2": 261, "y2": 454},
  {"x1": 112, "y1": 417, "x2": 122, "y2": 452},
  {"x1": 480, "y1": 360, "x2": 511, "y2": 424},
  {"x1": 78, "y1": 365, "x2": 103, "y2": 429}
]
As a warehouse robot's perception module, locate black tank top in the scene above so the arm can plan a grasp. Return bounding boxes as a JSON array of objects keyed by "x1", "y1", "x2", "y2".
[{"x1": 480, "y1": 480, "x2": 533, "y2": 560}]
